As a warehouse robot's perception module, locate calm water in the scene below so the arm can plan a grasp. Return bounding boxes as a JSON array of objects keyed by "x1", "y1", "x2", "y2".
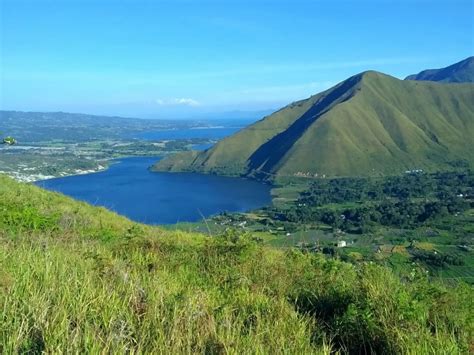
[
  {"x1": 36, "y1": 157, "x2": 271, "y2": 224},
  {"x1": 135, "y1": 127, "x2": 242, "y2": 141},
  {"x1": 191, "y1": 143, "x2": 214, "y2": 151}
]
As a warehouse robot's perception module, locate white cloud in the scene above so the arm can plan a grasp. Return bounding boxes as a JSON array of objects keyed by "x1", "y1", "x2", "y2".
[
  {"x1": 155, "y1": 98, "x2": 200, "y2": 106},
  {"x1": 175, "y1": 98, "x2": 200, "y2": 106}
]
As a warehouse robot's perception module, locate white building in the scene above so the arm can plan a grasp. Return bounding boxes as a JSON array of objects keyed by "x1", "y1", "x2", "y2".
[{"x1": 337, "y1": 240, "x2": 347, "y2": 248}]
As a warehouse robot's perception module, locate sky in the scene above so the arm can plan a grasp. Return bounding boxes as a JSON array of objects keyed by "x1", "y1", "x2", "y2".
[{"x1": 0, "y1": 0, "x2": 473, "y2": 119}]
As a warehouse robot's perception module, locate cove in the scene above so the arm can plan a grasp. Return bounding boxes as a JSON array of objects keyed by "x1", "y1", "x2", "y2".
[{"x1": 36, "y1": 156, "x2": 272, "y2": 224}]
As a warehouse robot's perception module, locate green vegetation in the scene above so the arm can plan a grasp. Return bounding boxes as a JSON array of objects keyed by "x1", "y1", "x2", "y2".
[
  {"x1": 284, "y1": 170, "x2": 472, "y2": 231},
  {"x1": 1, "y1": 175, "x2": 473, "y2": 353},
  {"x1": 182, "y1": 170, "x2": 473, "y2": 284},
  {"x1": 2, "y1": 137, "x2": 16, "y2": 145},
  {"x1": 154, "y1": 70, "x2": 474, "y2": 180},
  {"x1": 405, "y1": 56, "x2": 474, "y2": 83},
  {"x1": 0, "y1": 131, "x2": 16, "y2": 146}
]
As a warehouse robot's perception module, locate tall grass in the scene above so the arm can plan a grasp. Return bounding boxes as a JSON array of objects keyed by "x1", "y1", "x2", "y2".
[{"x1": 1, "y1": 176, "x2": 472, "y2": 353}]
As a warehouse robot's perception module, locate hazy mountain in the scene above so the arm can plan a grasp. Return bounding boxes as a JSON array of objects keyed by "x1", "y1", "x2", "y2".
[
  {"x1": 154, "y1": 70, "x2": 474, "y2": 180},
  {"x1": 405, "y1": 56, "x2": 474, "y2": 83},
  {"x1": 0, "y1": 110, "x2": 229, "y2": 142}
]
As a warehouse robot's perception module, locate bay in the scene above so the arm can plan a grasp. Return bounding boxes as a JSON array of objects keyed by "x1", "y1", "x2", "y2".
[{"x1": 36, "y1": 156, "x2": 271, "y2": 224}]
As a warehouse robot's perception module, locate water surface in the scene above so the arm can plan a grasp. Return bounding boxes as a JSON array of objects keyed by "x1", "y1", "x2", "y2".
[
  {"x1": 135, "y1": 127, "x2": 241, "y2": 141},
  {"x1": 36, "y1": 157, "x2": 271, "y2": 224}
]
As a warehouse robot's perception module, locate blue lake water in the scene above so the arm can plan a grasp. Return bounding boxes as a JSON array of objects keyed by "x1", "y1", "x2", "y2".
[
  {"x1": 135, "y1": 127, "x2": 242, "y2": 141},
  {"x1": 191, "y1": 143, "x2": 214, "y2": 151},
  {"x1": 36, "y1": 157, "x2": 271, "y2": 224}
]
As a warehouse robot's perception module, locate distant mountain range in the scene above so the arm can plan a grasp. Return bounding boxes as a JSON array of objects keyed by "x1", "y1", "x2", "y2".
[
  {"x1": 0, "y1": 110, "x2": 179, "y2": 142},
  {"x1": 405, "y1": 56, "x2": 474, "y2": 83},
  {"x1": 0, "y1": 110, "x2": 251, "y2": 143},
  {"x1": 154, "y1": 58, "x2": 474, "y2": 180}
]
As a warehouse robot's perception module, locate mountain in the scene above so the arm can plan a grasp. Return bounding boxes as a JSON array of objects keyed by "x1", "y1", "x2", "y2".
[
  {"x1": 153, "y1": 71, "x2": 474, "y2": 180},
  {"x1": 405, "y1": 56, "x2": 474, "y2": 83}
]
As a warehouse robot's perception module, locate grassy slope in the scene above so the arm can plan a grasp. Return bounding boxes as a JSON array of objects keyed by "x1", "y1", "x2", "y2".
[
  {"x1": 405, "y1": 56, "x2": 474, "y2": 83},
  {"x1": 276, "y1": 72, "x2": 474, "y2": 176},
  {"x1": 1, "y1": 175, "x2": 473, "y2": 353},
  {"x1": 154, "y1": 71, "x2": 474, "y2": 180}
]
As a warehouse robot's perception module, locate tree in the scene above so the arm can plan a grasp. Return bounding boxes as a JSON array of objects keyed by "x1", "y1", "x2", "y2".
[{"x1": 0, "y1": 131, "x2": 16, "y2": 145}]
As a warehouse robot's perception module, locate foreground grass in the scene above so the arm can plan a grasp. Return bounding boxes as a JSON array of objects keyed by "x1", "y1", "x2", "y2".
[{"x1": 0, "y1": 176, "x2": 473, "y2": 353}]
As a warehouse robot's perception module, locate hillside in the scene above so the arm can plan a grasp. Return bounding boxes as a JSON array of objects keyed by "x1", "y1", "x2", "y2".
[
  {"x1": 154, "y1": 71, "x2": 474, "y2": 180},
  {"x1": 1, "y1": 175, "x2": 473, "y2": 353},
  {"x1": 0, "y1": 110, "x2": 182, "y2": 143},
  {"x1": 405, "y1": 56, "x2": 474, "y2": 83}
]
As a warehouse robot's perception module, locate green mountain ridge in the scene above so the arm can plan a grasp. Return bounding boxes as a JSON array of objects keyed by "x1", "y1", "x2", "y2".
[
  {"x1": 405, "y1": 56, "x2": 474, "y2": 83},
  {"x1": 154, "y1": 70, "x2": 474, "y2": 180}
]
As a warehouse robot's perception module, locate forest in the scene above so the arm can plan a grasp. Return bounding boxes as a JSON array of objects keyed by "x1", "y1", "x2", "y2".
[{"x1": 275, "y1": 170, "x2": 473, "y2": 234}]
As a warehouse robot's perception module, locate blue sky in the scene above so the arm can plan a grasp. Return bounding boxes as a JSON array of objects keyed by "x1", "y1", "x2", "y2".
[{"x1": 1, "y1": 0, "x2": 473, "y2": 118}]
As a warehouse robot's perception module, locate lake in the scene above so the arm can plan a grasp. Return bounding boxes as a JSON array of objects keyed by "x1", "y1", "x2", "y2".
[
  {"x1": 36, "y1": 157, "x2": 271, "y2": 224},
  {"x1": 135, "y1": 127, "x2": 242, "y2": 141}
]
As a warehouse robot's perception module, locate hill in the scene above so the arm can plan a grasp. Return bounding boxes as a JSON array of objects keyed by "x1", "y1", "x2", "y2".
[
  {"x1": 154, "y1": 71, "x2": 474, "y2": 180},
  {"x1": 1, "y1": 174, "x2": 472, "y2": 353},
  {"x1": 405, "y1": 56, "x2": 474, "y2": 83},
  {"x1": 0, "y1": 110, "x2": 185, "y2": 143}
]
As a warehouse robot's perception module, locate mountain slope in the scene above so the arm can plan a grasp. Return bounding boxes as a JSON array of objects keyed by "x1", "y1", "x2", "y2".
[
  {"x1": 405, "y1": 56, "x2": 474, "y2": 83},
  {"x1": 154, "y1": 71, "x2": 474, "y2": 179},
  {"x1": 1, "y1": 175, "x2": 472, "y2": 352}
]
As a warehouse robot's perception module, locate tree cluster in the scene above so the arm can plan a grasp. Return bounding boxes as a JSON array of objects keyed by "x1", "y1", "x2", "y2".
[{"x1": 275, "y1": 171, "x2": 473, "y2": 233}]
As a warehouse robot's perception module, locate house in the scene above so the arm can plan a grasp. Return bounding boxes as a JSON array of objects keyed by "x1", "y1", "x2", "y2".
[{"x1": 336, "y1": 240, "x2": 347, "y2": 248}]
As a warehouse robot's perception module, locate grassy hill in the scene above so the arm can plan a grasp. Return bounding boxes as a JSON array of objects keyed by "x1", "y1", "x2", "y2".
[
  {"x1": 154, "y1": 71, "x2": 474, "y2": 180},
  {"x1": 406, "y1": 56, "x2": 474, "y2": 83},
  {"x1": 1, "y1": 174, "x2": 473, "y2": 353}
]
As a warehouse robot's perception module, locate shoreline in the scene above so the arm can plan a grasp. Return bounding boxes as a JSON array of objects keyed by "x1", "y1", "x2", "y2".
[{"x1": 0, "y1": 164, "x2": 109, "y2": 183}]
